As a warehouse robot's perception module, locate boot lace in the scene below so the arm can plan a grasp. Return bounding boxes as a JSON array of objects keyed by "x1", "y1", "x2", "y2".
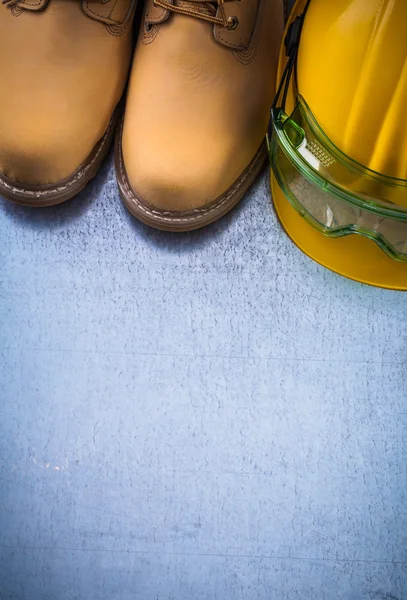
[
  {"x1": 2, "y1": 0, "x2": 20, "y2": 6},
  {"x1": 153, "y1": 0, "x2": 239, "y2": 29}
]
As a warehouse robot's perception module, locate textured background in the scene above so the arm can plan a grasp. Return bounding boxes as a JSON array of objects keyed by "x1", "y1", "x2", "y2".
[{"x1": 0, "y1": 155, "x2": 406, "y2": 600}]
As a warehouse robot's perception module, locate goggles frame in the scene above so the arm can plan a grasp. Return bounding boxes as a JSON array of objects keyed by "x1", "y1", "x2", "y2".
[{"x1": 267, "y1": 0, "x2": 407, "y2": 261}]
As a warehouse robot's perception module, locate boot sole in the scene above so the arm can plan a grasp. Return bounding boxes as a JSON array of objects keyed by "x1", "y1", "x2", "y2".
[
  {"x1": 0, "y1": 107, "x2": 119, "y2": 208},
  {"x1": 114, "y1": 116, "x2": 267, "y2": 232}
]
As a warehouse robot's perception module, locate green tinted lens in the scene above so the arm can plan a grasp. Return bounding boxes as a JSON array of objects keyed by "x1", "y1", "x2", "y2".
[{"x1": 269, "y1": 99, "x2": 407, "y2": 261}]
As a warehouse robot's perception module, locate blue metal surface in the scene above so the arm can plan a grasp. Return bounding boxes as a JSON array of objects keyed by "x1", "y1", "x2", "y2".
[{"x1": 1, "y1": 156, "x2": 406, "y2": 599}]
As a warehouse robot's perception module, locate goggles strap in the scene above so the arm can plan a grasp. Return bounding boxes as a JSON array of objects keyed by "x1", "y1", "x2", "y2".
[{"x1": 269, "y1": 0, "x2": 311, "y2": 131}]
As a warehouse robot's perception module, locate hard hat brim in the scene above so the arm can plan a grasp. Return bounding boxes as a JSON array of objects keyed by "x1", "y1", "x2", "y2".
[{"x1": 271, "y1": 171, "x2": 407, "y2": 291}]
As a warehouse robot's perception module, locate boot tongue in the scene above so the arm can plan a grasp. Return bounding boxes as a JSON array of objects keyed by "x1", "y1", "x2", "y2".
[{"x1": 174, "y1": 0, "x2": 217, "y2": 19}]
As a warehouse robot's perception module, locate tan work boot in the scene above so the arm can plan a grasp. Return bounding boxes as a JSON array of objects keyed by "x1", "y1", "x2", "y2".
[
  {"x1": 0, "y1": 0, "x2": 136, "y2": 207},
  {"x1": 115, "y1": 0, "x2": 284, "y2": 231}
]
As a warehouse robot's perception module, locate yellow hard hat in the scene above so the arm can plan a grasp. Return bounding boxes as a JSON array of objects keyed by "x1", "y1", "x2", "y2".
[{"x1": 268, "y1": 0, "x2": 407, "y2": 290}]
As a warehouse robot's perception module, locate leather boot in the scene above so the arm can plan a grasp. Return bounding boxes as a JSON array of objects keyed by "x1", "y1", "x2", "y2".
[
  {"x1": 115, "y1": 0, "x2": 284, "y2": 231},
  {"x1": 0, "y1": 0, "x2": 136, "y2": 206}
]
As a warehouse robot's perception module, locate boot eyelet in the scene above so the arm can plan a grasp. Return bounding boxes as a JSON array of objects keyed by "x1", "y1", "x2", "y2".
[{"x1": 227, "y1": 16, "x2": 239, "y2": 30}]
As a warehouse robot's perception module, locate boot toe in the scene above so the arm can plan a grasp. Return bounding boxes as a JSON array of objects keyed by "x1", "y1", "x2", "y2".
[
  {"x1": 0, "y1": 108, "x2": 115, "y2": 205},
  {"x1": 0, "y1": 122, "x2": 97, "y2": 188},
  {"x1": 118, "y1": 115, "x2": 266, "y2": 230}
]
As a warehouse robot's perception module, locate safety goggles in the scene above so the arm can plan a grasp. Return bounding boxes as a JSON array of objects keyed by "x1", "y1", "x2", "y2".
[{"x1": 267, "y1": 11, "x2": 407, "y2": 262}]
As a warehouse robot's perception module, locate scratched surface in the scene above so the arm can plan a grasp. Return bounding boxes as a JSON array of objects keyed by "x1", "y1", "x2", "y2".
[{"x1": 0, "y1": 155, "x2": 406, "y2": 600}]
